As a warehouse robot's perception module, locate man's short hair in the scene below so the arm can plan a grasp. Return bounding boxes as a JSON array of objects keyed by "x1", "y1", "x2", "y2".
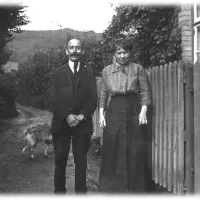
[{"x1": 65, "y1": 38, "x2": 83, "y2": 49}]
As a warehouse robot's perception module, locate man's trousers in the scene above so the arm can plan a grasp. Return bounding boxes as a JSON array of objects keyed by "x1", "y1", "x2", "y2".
[{"x1": 52, "y1": 132, "x2": 91, "y2": 194}]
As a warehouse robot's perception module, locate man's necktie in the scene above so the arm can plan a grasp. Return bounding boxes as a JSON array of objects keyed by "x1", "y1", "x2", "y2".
[{"x1": 74, "y1": 62, "x2": 78, "y2": 74}]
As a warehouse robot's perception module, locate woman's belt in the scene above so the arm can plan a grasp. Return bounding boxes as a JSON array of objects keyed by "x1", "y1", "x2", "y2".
[{"x1": 111, "y1": 91, "x2": 137, "y2": 97}]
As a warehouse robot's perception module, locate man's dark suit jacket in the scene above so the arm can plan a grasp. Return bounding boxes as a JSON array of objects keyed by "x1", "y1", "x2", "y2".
[{"x1": 49, "y1": 62, "x2": 97, "y2": 135}]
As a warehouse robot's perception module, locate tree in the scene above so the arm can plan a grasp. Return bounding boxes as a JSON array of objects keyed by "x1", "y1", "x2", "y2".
[
  {"x1": 101, "y1": 5, "x2": 182, "y2": 68},
  {"x1": 0, "y1": 5, "x2": 29, "y2": 70},
  {"x1": 16, "y1": 46, "x2": 67, "y2": 109},
  {"x1": 0, "y1": 5, "x2": 29, "y2": 118}
]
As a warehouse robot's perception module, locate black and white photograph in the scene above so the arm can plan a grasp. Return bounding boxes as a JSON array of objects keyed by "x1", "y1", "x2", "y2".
[{"x1": 0, "y1": 0, "x2": 199, "y2": 197}]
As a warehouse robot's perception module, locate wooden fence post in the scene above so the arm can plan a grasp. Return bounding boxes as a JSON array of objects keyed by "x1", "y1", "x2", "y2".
[
  {"x1": 147, "y1": 69, "x2": 153, "y2": 178},
  {"x1": 163, "y1": 63, "x2": 168, "y2": 188},
  {"x1": 154, "y1": 66, "x2": 159, "y2": 184},
  {"x1": 172, "y1": 61, "x2": 178, "y2": 194},
  {"x1": 177, "y1": 61, "x2": 184, "y2": 194},
  {"x1": 194, "y1": 61, "x2": 200, "y2": 193},
  {"x1": 152, "y1": 67, "x2": 156, "y2": 181},
  {"x1": 167, "y1": 62, "x2": 173, "y2": 192},
  {"x1": 184, "y1": 62, "x2": 194, "y2": 193},
  {"x1": 159, "y1": 64, "x2": 164, "y2": 186}
]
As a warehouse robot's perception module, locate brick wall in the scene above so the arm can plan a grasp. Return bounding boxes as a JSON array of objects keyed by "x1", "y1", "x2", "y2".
[
  {"x1": 179, "y1": 5, "x2": 193, "y2": 63},
  {"x1": 172, "y1": 4, "x2": 193, "y2": 63},
  {"x1": 171, "y1": 6, "x2": 181, "y2": 37}
]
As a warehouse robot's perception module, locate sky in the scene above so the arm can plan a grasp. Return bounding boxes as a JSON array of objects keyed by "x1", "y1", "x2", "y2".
[
  {"x1": 0, "y1": 0, "x2": 199, "y2": 33},
  {"x1": 1, "y1": 0, "x2": 118, "y2": 33},
  {"x1": 21, "y1": 0, "x2": 117, "y2": 33}
]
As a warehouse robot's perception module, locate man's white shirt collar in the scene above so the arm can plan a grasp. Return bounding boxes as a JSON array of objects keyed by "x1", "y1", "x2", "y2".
[{"x1": 68, "y1": 60, "x2": 80, "y2": 73}]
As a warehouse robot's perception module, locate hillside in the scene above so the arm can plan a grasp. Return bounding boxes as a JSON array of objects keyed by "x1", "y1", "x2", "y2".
[{"x1": 8, "y1": 28, "x2": 102, "y2": 64}]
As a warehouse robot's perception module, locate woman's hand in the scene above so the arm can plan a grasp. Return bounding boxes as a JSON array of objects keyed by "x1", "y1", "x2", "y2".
[
  {"x1": 99, "y1": 108, "x2": 106, "y2": 129},
  {"x1": 139, "y1": 105, "x2": 148, "y2": 125}
]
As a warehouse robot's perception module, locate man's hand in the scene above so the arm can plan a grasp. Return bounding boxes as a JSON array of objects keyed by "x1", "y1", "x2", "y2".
[
  {"x1": 66, "y1": 114, "x2": 80, "y2": 127},
  {"x1": 66, "y1": 114, "x2": 85, "y2": 127},
  {"x1": 76, "y1": 114, "x2": 84, "y2": 121}
]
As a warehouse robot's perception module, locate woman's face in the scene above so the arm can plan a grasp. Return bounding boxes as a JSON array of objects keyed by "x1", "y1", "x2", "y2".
[{"x1": 114, "y1": 47, "x2": 130, "y2": 66}]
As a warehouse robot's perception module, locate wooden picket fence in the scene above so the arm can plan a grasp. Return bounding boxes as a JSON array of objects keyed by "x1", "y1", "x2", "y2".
[
  {"x1": 93, "y1": 77, "x2": 103, "y2": 145},
  {"x1": 93, "y1": 60, "x2": 194, "y2": 194},
  {"x1": 148, "y1": 61, "x2": 194, "y2": 194}
]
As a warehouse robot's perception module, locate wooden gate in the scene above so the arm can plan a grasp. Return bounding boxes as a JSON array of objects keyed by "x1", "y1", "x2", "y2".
[{"x1": 148, "y1": 61, "x2": 194, "y2": 194}]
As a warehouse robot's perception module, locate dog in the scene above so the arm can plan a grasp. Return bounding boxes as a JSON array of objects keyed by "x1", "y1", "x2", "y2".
[{"x1": 22, "y1": 123, "x2": 52, "y2": 158}]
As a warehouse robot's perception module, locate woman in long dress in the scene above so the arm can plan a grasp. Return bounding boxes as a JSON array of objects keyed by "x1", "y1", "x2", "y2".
[{"x1": 98, "y1": 38, "x2": 151, "y2": 193}]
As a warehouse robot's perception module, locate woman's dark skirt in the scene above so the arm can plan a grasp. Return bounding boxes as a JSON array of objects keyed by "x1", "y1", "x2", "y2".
[{"x1": 98, "y1": 94, "x2": 149, "y2": 193}]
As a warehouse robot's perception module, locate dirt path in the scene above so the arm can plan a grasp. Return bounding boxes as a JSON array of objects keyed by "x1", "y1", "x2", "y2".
[{"x1": 0, "y1": 104, "x2": 99, "y2": 194}]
